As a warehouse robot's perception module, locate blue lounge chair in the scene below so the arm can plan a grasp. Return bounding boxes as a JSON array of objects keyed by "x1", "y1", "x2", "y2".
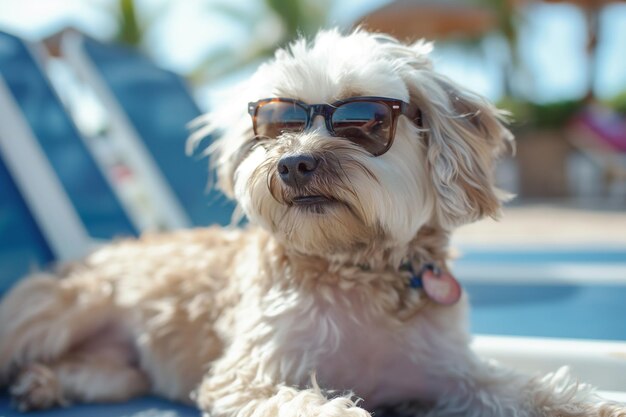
[
  {"x1": 0, "y1": 147, "x2": 54, "y2": 294},
  {"x1": 61, "y1": 34, "x2": 234, "y2": 228},
  {"x1": 0, "y1": 31, "x2": 137, "y2": 241}
]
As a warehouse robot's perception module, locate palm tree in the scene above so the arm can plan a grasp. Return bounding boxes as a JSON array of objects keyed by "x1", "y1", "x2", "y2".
[
  {"x1": 113, "y1": 0, "x2": 143, "y2": 47},
  {"x1": 189, "y1": 0, "x2": 330, "y2": 84}
]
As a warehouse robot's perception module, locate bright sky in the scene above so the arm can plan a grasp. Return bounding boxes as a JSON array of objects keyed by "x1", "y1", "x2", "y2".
[{"x1": 0, "y1": 0, "x2": 625, "y2": 105}]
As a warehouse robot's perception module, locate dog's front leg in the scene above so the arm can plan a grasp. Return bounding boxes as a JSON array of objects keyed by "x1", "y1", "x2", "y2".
[
  {"x1": 194, "y1": 347, "x2": 369, "y2": 417},
  {"x1": 197, "y1": 382, "x2": 369, "y2": 417},
  {"x1": 424, "y1": 357, "x2": 625, "y2": 417}
]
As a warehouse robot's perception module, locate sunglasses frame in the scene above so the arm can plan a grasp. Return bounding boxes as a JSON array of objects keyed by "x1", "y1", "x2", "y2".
[{"x1": 248, "y1": 96, "x2": 422, "y2": 156}]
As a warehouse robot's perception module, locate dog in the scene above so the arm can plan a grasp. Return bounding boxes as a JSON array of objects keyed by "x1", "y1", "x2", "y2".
[{"x1": 0, "y1": 29, "x2": 624, "y2": 417}]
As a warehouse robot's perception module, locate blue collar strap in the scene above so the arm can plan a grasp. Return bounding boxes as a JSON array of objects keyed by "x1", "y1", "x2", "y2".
[{"x1": 400, "y1": 262, "x2": 440, "y2": 289}]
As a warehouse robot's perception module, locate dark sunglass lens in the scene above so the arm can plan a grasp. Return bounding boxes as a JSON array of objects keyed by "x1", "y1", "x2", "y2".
[
  {"x1": 331, "y1": 102, "x2": 392, "y2": 154},
  {"x1": 255, "y1": 101, "x2": 307, "y2": 138}
]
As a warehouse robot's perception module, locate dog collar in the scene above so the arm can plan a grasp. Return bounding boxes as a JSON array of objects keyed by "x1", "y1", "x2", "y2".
[{"x1": 401, "y1": 262, "x2": 462, "y2": 305}]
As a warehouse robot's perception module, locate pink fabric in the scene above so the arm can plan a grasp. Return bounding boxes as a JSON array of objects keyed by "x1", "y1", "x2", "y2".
[{"x1": 571, "y1": 106, "x2": 626, "y2": 152}]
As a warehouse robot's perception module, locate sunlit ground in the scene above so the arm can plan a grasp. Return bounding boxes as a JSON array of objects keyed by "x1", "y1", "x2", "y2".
[{"x1": 456, "y1": 201, "x2": 626, "y2": 245}]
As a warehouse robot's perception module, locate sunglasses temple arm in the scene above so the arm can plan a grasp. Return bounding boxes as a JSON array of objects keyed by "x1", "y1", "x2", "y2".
[{"x1": 403, "y1": 103, "x2": 423, "y2": 127}]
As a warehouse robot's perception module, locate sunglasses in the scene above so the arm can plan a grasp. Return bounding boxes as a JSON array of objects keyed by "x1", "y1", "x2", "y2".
[{"x1": 248, "y1": 96, "x2": 421, "y2": 156}]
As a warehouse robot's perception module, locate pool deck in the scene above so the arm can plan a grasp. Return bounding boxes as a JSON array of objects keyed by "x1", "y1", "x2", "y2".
[{"x1": 454, "y1": 201, "x2": 626, "y2": 246}]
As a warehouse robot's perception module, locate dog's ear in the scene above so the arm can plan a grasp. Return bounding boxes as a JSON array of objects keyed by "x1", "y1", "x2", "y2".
[{"x1": 405, "y1": 65, "x2": 514, "y2": 229}]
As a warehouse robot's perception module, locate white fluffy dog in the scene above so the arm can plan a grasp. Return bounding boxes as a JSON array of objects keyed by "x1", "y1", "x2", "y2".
[{"x1": 0, "y1": 29, "x2": 623, "y2": 417}]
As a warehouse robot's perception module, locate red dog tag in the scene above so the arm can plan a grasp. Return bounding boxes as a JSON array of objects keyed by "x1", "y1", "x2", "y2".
[{"x1": 422, "y1": 269, "x2": 461, "y2": 305}]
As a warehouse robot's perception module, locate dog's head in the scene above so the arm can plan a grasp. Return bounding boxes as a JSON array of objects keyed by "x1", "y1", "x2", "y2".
[{"x1": 191, "y1": 29, "x2": 512, "y2": 257}]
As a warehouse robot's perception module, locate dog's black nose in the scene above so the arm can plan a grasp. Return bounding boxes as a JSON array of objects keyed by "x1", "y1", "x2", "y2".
[{"x1": 277, "y1": 154, "x2": 319, "y2": 187}]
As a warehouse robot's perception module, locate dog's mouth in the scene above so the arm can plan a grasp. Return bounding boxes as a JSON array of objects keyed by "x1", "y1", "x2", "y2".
[
  {"x1": 290, "y1": 195, "x2": 339, "y2": 213},
  {"x1": 292, "y1": 195, "x2": 333, "y2": 205}
]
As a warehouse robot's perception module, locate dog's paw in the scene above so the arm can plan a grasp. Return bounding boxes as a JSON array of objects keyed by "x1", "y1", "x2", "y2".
[
  {"x1": 9, "y1": 363, "x2": 69, "y2": 411},
  {"x1": 545, "y1": 400, "x2": 626, "y2": 417},
  {"x1": 595, "y1": 402, "x2": 626, "y2": 417}
]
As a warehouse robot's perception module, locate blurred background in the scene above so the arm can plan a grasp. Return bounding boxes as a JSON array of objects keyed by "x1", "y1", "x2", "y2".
[
  {"x1": 1, "y1": 0, "x2": 626, "y2": 241},
  {"x1": 1, "y1": 3, "x2": 626, "y2": 412}
]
